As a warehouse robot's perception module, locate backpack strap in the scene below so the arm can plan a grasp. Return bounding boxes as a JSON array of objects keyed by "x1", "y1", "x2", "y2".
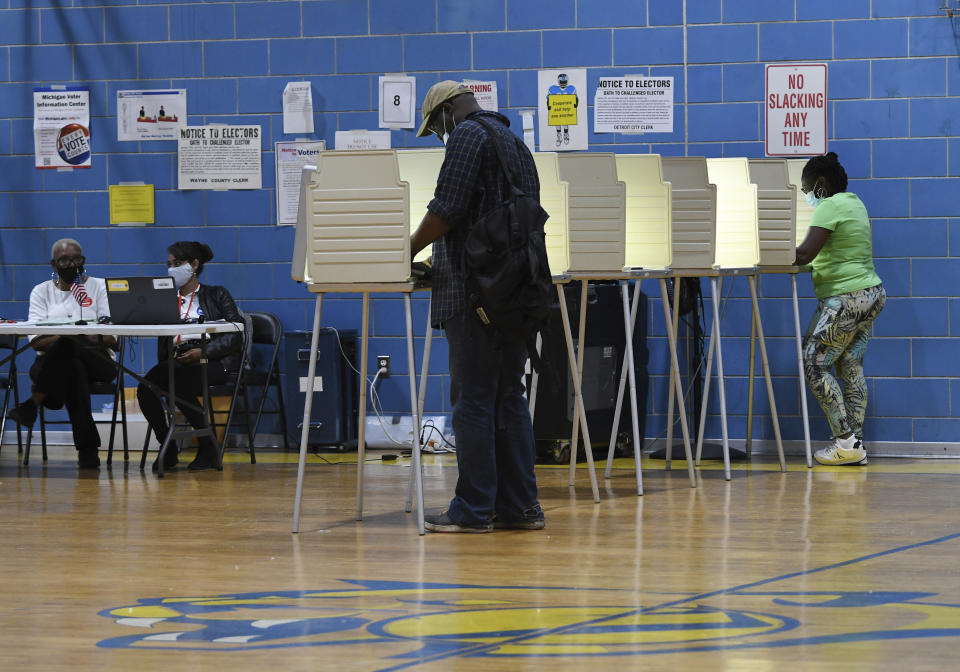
[{"x1": 474, "y1": 116, "x2": 525, "y2": 197}]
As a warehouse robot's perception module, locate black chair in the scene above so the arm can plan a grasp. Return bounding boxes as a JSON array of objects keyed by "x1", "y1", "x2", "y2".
[
  {"x1": 229, "y1": 311, "x2": 290, "y2": 461},
  {"x1": 23, "y1": 338, "x2": 129, "y2": 466},
  {"x1": 0, "y1": 335, "x2": 24, "y2": 459}
]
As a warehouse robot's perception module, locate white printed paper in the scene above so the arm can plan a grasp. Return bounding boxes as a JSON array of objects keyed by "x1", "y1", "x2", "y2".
[
  {"x1": 461, "y1": 80, "x2": 498, "y2": 112},
  {"x1": 117, "y1": 89, "x2": 186, "y2": 141},
  {"x1": 282, "y1": 82, "x2": 314, "y2": 135},
  {"x1": 537, "y1": 69, "x2": 587, "y2": 152},
  {"x1": 177, "y1": 125, "x2": 262, "y2": 190},
  {"x1": 334, "y1": 130, "x2": 392, "y2": 150},
  {"x1": 34, "y1": 86, "x2": 91, "y2": 168},
  {"x1": 378, "y1": 76, "x2": 416, "y2": 129},
  {"x1": 593, "y1": 76, "x2": 674, "y2": 134},
  {"x1": 275, "y1": 140, "x2": 326, "y2": 226}
]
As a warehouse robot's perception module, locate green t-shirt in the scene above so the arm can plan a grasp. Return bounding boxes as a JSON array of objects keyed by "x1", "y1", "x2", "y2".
[{"x1": 809, "y1": 192, "x2": 882, "y2": 299}]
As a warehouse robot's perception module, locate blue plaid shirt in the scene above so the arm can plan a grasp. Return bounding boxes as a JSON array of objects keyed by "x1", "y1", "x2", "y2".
[{"x1": 426, "y1": 111, "x2": 540, "y2": 327}]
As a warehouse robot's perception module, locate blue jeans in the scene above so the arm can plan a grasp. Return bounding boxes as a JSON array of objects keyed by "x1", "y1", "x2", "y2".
[{"x1": 444, "y1": 310, "x2": 539, "y2": 526}]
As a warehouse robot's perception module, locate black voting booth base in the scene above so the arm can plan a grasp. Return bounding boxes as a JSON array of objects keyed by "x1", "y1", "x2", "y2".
[{"x1": 531, "y1": 282, "x2": 649, "y2": 465}]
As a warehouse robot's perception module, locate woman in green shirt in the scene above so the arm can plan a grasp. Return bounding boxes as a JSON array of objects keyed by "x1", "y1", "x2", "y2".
[{"x1": 794, "y1": 152, "x2": 885, "y2": 466}]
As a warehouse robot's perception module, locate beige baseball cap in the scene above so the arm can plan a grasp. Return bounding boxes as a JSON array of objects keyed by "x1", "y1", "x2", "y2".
[{"x1": 416, "y1": 80, "x2": 472, "y2": 137}]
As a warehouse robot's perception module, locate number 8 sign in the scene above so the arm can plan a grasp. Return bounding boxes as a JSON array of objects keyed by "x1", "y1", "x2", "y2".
[{"x1": 379, "y1": 76, "x2": 416, "y2": 129}]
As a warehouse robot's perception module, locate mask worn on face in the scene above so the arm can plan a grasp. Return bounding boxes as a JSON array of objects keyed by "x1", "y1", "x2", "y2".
[
  {"x1": 438, "y1": 107, "x2": 454, "y2": 145},
  {"x1": 168, "y1": 263, "x2": 194, "y2": 288},
  {"x1": 56, "y1": 265, "x2": 82, "y2": 285},
  {"x1": 805, "y1": 192, "x2": 821, "y2": 209}
]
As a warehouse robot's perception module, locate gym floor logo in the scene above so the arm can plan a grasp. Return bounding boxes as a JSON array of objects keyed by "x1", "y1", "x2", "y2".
[{"x1": 98, "y1": 580, "x2": 960, "y2": 659}]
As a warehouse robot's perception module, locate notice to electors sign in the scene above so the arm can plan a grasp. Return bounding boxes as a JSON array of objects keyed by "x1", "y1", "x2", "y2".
[
  {"x1": 593, "y1": 77, "x2": 674, "y2": 134},
  {"x1": 765, "y1": 63, "x2": 827, "y2": 156},
  {"x1": 178, "y1": 125, "x2": 262, "y2": 190}
]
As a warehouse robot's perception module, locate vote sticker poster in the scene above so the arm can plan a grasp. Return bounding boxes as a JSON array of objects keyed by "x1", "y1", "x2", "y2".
[
  {"x1": 33, "y1": 86, "x2": 91, "y2": 169},
  {"x1": 537, "y1": 68, "x2": 587, "y2": 152},
  {"x1": 765, "y1": 63, "x2": 827, "y2": 156}
]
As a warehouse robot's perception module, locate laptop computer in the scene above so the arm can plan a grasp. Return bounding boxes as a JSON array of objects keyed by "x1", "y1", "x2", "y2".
[{"x1": 105, "y1": 277, "x2": 180, "y2": 325}]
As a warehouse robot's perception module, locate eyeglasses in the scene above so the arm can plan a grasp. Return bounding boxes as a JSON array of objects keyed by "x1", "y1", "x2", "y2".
[{"x1": 53, "y1": 255, "x2": 85, "y2": 268}]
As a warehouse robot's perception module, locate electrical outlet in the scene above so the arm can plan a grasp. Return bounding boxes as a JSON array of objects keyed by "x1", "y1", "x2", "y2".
[{"x1": 376, "y1": 355, "x2": 390, "y2": 377}]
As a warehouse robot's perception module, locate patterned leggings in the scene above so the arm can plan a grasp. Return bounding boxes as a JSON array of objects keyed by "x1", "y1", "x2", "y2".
[{"x1": 802, "y1": 284, "x2": 886, "y2": 439}]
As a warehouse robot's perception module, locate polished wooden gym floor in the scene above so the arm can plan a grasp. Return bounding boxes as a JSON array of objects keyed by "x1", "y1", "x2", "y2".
[{"x1": 2, "y1": 445, "x2": 960, "y2": 671}]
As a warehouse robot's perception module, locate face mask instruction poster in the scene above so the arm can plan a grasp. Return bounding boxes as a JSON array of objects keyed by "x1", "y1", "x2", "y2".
[
  {"x1": 117, "y1": 89, "x2": 186, "y2": 142},
  {"x1": 34, "y1": 86, "x2": 91, "y2": 169},
  {"x1": 537, "y1": 68, "x2": 587, "y2": 151},
  {"x1": 177, "y1": 125, "x2": 262, "y2": 190},
  {"x1": 275, "y1": 140, "x2": 326, "y2": 226}
]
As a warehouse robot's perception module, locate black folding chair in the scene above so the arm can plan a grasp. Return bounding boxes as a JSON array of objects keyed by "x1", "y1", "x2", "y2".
[
  {"x1": 0, "y1": 335, "x2": 24, "y2": 459},
  {"x1": 23, "y1": 338, "x2": 129, "y2": 466}
]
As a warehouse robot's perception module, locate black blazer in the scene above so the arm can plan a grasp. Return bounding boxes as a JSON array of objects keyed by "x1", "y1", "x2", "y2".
[{"x1": 157, "y1": 284, "x2": 243, "y2": 372}]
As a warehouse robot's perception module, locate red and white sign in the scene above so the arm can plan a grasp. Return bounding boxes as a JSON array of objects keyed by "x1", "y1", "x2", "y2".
[{"x1": 765, "y1": 63, "x2": 827, "y2": 157}]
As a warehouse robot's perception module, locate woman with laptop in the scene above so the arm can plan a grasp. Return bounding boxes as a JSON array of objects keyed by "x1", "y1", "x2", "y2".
[
  {"x1": 136, "y1": 241, "x2": 242, "y2": 472},
  {"x1": 7, "y1": 238, "x2": 116, "y2": 469}
]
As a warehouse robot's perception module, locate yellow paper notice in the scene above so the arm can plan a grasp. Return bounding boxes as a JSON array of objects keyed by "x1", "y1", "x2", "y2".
[
  {"x1": 547, "y1": 94, "x2": 578, "y2": 126},
  {"x1": 109, "y1": 184, "x2": 155, "y2": 224}
]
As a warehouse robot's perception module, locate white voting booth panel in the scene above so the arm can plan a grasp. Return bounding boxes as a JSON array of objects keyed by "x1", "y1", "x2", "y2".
[
  {"x1": 557, "y1": 153, "x2": 626, "y2": 273},
  {"x1": 749, "y1": 158, "x2": 797, "y2": 267},
  {"x1": 706, "y1": 157, "x2": 759, "y2": 268},
  {"x1": 660, "y1": 157, "x2": 717, "y2": 269},
  {"x1": 396, "y1": 148, "x2": 445, "y2": 263},
  {"x1": 787, "y1": 158, "x2": 814, "y2": 246},
  {"x1": 615, "y1": 153, "x2": 672, "y2": 270},
  {"x1": 292, "y1": 150, "x2": 410, "y2": 285},
  {"x1": 533, "y1": 152, "x2": 571, "y2": 275}
]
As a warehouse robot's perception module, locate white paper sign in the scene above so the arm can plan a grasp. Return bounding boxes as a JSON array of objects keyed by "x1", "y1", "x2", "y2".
[
  {"x1": 117, "y1": 89, "x2": 186, "y2": 141},
  {"x1": 593, "y1": 76, "x2": 674, "y2": 134},
  {"x1": 537, "y1": 69, "x2": 587, "y2": 152},
  {"x1": 520, "y1": 110, "x2": 536, "y2": 154},
  {"x1": 765, "y1": 63, "x2": 827, "y2": 156},
  {"x1": 334, "y1": 130, "x2": 392, "y2": 150},
  {"x1": 275, "y1": 140, "x2": 326, "y2": 226},
  {"x1": 461, "y1": 80, "x2": 498, "y2": 112},
  {"x1": 378, "y1": 76, "x2": 416, "y2": 129},
  {"x1": 34, "y1": 86, "x2": 91, "y2": 168},
  {"x1": 282, "y1": 82, "x2": 314, "y2": 135},
  {"x1": 177, "y1": 125, "x2": 262, "y2": 190}
]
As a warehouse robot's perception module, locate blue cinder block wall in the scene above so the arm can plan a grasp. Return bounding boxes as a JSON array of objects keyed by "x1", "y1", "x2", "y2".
[{"x1": 1, "y1": 1, "x2": 958, "y2": 445}]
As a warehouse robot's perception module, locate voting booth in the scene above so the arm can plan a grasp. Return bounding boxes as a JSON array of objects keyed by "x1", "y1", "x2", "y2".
[
  {"x1": 615, "y1": 153, "x2": 672, "y2": 270},
  {"x1": 396, "y1": 148, "x2": 445, "y2": 263},
  {"x1": 532, "y1": 152, "x2": 571, "y2": 275},
  {"x1": 706, "y1": 157, "x2": 760, "y2": 268},
  {"x1": 749, "y1": 158, "x2": 798, "y2": 267},
  {"x1": 292, "y1": 150, "x2": 411, "y2": 284},
  {"x1": 556, "y1": 153, "x2": 626, "y2": 273},
  {"x1": 660, "y1": 157, "x2": 717, "y2": 270},
  {"x1": 787, "y1": 158, "x2": 814, "y2": 246}
]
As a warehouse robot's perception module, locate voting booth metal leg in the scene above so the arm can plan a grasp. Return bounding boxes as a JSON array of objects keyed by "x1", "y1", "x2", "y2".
[
  {"x1": 621, "y1": 281, "x2": 643, "y2": 495},
  {"x1": 605, "y1": 283, "x2": 642, "y2": 481},
  {"x1": 406, "y1": 303, "x2": 432, "y2": 515},
  {"x1": 403, "y1": 293, "x2": 425, "y2": 535},
  {"x1": 748, "y1": 276, "x2": 786, "y2": 472},
  {"x1": 568, "y1": 280, "x2": 590, "y2": 487},
  {"x1": 355, "y1": 293, "x2": 371, "y2": 521},
  {"x1": 745, "y1": 311, "x2": 757, "y2": 458},
  {"x1": 528, "y1": 333, "x2": 542, "y2": 420},
  {"x1": 792, "y1": 275, "x2": 813, "y2": 468},
  {"x1": 292, "y1": 294, "x2": 323, "y2": 534},
  {"x1": 556, "y1": 284, "x2": 600, "y2": 503},
  {"x1": 659, "y1": 278, "x2": 696, "y2": 488},
  {"x1": 696, "y1": 278, "x2": 731, "y2": 480},
  {"x1": 696, "y1": 277, "x2": 718, "y2": 468},
  {"x1": 664, "y1": 279, "x2": 682, "y2": 470}
]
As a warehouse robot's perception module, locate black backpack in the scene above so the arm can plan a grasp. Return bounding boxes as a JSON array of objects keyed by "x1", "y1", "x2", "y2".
[{"x1": 462, "y1": 117, "x2": 553, "y2": 354}]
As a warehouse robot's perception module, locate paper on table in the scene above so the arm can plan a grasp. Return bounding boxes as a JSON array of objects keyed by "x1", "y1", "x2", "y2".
[{"x1": 283, "y1": 82, "x2": 314, "y2": 135}]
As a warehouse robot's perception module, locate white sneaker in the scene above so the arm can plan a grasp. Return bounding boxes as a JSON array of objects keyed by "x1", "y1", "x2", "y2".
[{"x1": 814, "y1": 436, "x2": 867, "y2": 466}]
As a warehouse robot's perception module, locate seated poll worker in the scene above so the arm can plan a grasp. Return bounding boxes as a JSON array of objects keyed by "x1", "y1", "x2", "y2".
[
  {"x1": 8, "y1": 238, "x2": 116, "y2": 470},
  {"x1": 409, "y1": 81, "x2": 544, "y2": 533},
  {"x1": 136, "y1": 241, "x2": 242, "y2": 472},
  {"x1": 794, "y1": 152, "x2": 885, "y2": 467}
]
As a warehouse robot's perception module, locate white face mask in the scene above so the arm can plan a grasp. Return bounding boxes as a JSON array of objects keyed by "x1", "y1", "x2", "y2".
[
  {"x1": 438, "y1": 107, "x2": 454, "y2": 145},
  {"x1": 168, "y1": 263, "x2": 194, "y2": 288},
  {"x1": 805, "y1": 192, "x2": 821, "y2": 209}
]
